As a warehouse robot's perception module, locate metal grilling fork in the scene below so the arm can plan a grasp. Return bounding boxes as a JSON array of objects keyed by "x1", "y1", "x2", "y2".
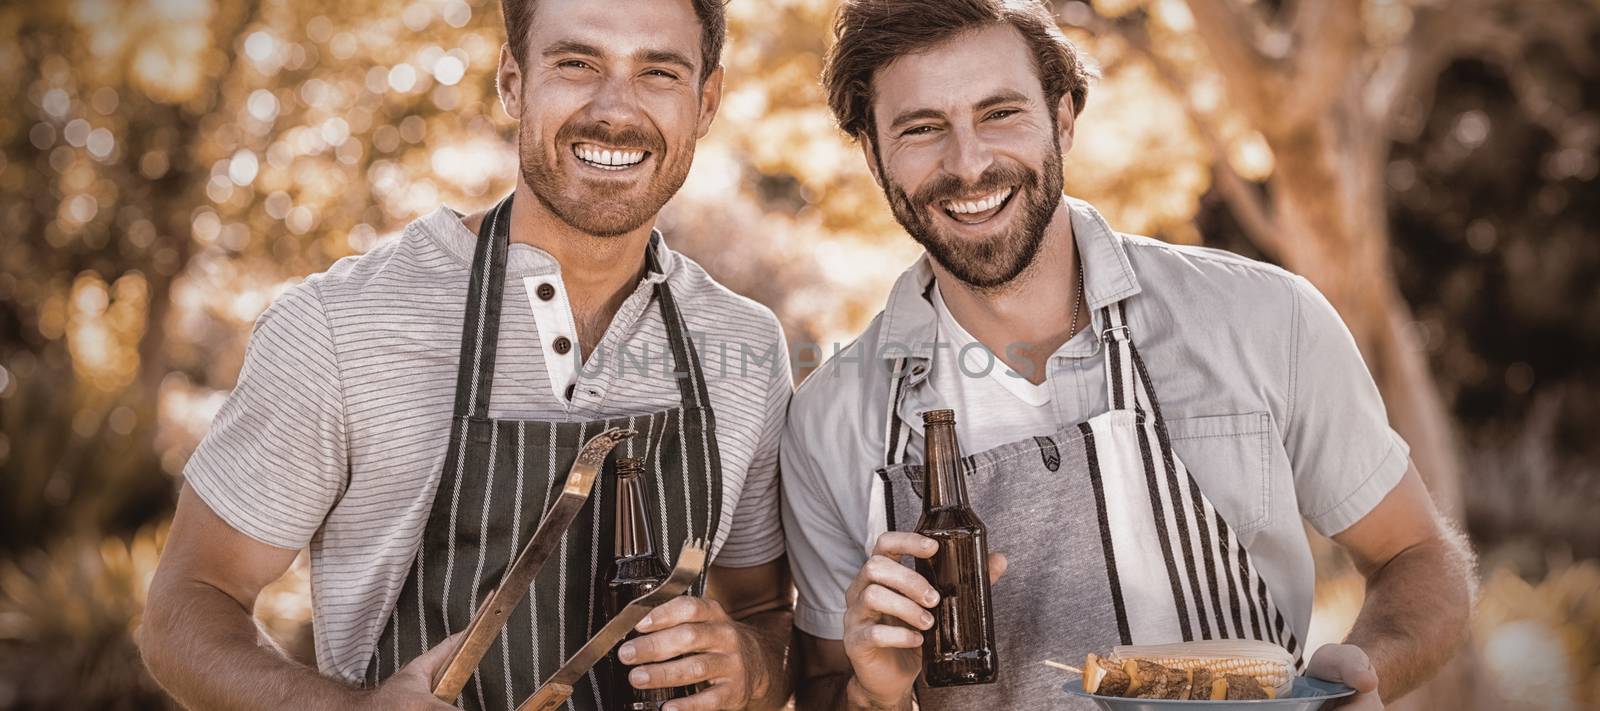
[{"x1": 515, "y1": 537, "x2": 711, "y2": 711}]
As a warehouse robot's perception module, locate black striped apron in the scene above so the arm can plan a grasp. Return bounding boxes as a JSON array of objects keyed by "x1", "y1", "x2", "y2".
[
  {"x1": 363, "y1": 195, "x2": 723, "y2": 711},
  {"x1": 874, "y1": 301, "x2": 1300, "y2": 709}
]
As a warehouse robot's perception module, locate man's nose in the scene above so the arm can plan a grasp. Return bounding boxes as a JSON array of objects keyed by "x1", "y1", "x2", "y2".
[
  {"x1": 941, "y1": 125, "x2": 996, "y2": 187},
  {"x1": 585, "y1": 74, "x2": 644, "y2": 132}
]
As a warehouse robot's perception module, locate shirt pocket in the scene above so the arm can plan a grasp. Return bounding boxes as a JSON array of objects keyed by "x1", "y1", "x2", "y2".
[{"x1": 1165, "y1": 412, "x2": 1273, "y2": 540}]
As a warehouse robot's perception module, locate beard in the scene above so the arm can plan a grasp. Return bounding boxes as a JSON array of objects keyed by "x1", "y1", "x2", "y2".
[
  {"x1": 875, "y1": 132, "x2": 1063, "y2": 291},
  {"x1": 518, "y1": 117, "x2": 694, "y2": 238}
]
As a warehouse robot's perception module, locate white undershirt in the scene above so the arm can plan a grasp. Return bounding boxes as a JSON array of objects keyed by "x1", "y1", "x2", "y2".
[{"x1": 928, "y1": 284, "x2": 1062, "y2": 453}]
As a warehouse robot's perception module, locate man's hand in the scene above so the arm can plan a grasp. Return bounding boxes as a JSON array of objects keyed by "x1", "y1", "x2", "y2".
[
  {"x1": 354, "y1": 632, "x2": 466, "y2": 711},
  {"x1": 617, "y1": 596, "x2": 767, "y2": 710},
  {"x1": 841, "y1": 532, "x2": 1007, "y2": 709},
  {"x1": 1307, "y1": 643, "x2": 1382, "y2": 710}
]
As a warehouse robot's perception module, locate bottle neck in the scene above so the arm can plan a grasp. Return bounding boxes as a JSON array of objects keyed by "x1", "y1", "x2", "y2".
[
  {"x1": 614, "y1": 473, "x2": 659, "y2": 559},
  {"x1": 923, "y1": 422, "x2": 970, "y2": 510}
]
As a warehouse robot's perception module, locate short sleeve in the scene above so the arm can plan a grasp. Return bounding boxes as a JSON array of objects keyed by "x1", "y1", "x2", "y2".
[
  {"x1": 780, "y1": 392, "x2": 868, "y2": 640},
  {"x1": 183, "y1": 280, "x2": 348, "y2": 551},
  {"x1": 713, "y1": 315, "x2": 792, "y2": 568},
  {"x1": 1284, "y1": 276, "x2": 1410, "y2": 536}
]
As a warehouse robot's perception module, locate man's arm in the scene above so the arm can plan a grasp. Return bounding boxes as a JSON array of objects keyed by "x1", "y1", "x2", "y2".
[
  {"x1": 709, "y1": 559, "x2": 794, "y2": 709},
  {"x1": 139, "y1": 485, "x2": 458, "y2": 711},
  {"x1": 1308, "y1": 462, "x2": 1476, "y2": 708},
  {"x1": 794, "y1": 631, "x2": 910, "y2": 711},
  {"x1": 617, "y1": 559, "x2": 793, "y2": 710}
]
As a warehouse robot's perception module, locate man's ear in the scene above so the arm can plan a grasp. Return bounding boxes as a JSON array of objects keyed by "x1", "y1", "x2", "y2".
[
  {"x1": 497, "y1": 44, "x2": 523, "y2": 119},
  {"x1": 695, "y1": 65, "x2": 725, "y2": 138},
  {"x1": 859, "y1": 134, "x2": 884, "y2": 188},
  {"x1": 1055, "y1": 93, "x2": 1077, "y2": 154}
]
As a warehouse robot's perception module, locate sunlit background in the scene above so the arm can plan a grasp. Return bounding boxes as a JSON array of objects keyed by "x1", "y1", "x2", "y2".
[{"x1": 2, "y1": 0, "x2": 1598, "y2": 709}]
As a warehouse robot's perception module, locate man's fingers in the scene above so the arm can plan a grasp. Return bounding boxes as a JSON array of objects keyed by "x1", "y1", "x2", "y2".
[
  {"x1": 987, "y1": 552, "x2": 1008, "y2": 584},
  {"x1": 1308, "y1": 644, "x2": 1379, "y2": 695},
  {"x1": 849, "y1": 622, "x2": 924, "y2": 650},
  {"x1": 629, "y1": 652, "x2": 720, "y2": 689},
  {"x1": 861, "y1": 583, "x2": 934, "y2": 630},
  {"x1": 848, "y1": 554, "x2": 939, "y2": 610},
  {"x1": 871, "y1": 531, "x2": 938, "y2": 559},
  {"x1": 636, "y1": 595, "x2": 723, "y2": 633},
  {"x1": 409, "y1": 631, "x2": 466, "y2": 676},
  {"x1": 619, "y1": 623, "x2": 729, "y2": 665},
  {"x1": 658, "y1": 680, "x2": 737, "y2": 711},
  {"x1": 1346, "y1": 666, "x2": 1379, "y2": 694}
]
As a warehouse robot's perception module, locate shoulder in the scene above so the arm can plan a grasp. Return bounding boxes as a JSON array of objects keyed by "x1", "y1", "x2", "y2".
[
  {"x1": 311, "y1": 217, "x2": 458, "y2": 303},
  {"x1": 1116, "y1": 233, "x2": 1310, "y2": 328},
  {"x1": 1120, "y1": 233, "x2": 1300, "y2": 289},
  {"x1": 666, "y1": 251, "x2": 787, "y2": 348},
  {"x1": 787, "y1": 312, "x2": 890, "y2": 451}
]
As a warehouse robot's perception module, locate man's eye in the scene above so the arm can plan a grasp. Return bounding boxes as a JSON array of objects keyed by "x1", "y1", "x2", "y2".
[
  {"x1": 902, "y1": 125, "x2": 936, "y2": 137},
  {"x1": 559, "y1": 60, "x2": 593, "y2": 70},
  {"x1": 645, "y1": 69, "x2": 680, "y2": 80},
  {"x1": 988, "y1": 109, "x2": 1020, "y2": 120}
]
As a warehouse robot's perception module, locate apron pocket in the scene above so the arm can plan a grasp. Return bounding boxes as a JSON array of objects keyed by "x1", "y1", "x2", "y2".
[{"x1": 1165, "y1": 412, "x2": 1273, "y2": 539}]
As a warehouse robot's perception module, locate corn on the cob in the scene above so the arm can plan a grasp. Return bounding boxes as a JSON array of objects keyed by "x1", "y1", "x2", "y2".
[
  {"x1": 1081, "y1": 640, "x2": 1294, "y2": 700},
  {"x1": 1114, "y1": 655, "x2": 1288, "y2": 696}
]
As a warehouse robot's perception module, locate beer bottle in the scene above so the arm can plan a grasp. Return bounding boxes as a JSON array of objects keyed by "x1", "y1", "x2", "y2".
[
  {"x1": 604, "y1": 458, "x2": 688, "y2": 709},
  {"x1": 916, "y1": 409, "x2": 999, "y2": 686}
]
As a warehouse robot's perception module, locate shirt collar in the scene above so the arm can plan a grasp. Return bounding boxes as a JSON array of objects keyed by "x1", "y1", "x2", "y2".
[
  {"x1": 422, "y1": 204, "x2": 675, "y2": 285},
  {"x1": 877, "y1": 195, "x2": 1141, "y2": 362}
]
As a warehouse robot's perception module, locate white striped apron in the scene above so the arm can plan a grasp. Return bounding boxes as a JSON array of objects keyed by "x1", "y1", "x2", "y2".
[
  {"x1": 874, "y1": 301, "x2": 1301, "y2": 709},
  {"x1": 362, "y1": 195, "x2": 723, "y2": 711}
]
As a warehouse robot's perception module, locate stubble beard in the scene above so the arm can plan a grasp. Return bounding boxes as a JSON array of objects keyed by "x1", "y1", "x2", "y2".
[
  {"x1": 875, "y1": 132, "x2": 1064, "y2": 293},
  {"x1": 518, "y1": 118, "x2": 695, "y2": 238}
]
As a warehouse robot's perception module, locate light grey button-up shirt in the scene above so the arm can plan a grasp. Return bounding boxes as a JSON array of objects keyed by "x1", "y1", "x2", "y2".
[{"x1": 780, "y1": 196, "x2": 1410, "y2": 642}]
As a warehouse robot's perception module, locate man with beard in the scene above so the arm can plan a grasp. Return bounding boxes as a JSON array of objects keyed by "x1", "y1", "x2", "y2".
[
  {"x1": 781, "y1": 1, "x2": 1473, "y2": 709},
  {"x1": 139, "y1": 1, "x2": 794, "y2": 709}
]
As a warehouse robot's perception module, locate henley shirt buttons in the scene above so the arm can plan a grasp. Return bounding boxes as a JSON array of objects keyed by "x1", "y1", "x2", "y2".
[
  {"x1": 536, "y1": 283, "x2": 555, "y2": 301},
  {"x1": 564, "y1": 383, "x2": 576, "y2": 400},
  {"x1": 553, "y1": 336, "x2": 572, "y2": 355}
]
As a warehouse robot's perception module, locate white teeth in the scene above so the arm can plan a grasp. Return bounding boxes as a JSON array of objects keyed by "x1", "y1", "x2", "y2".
[
  {"x1": 944, "y1": 188, "x2": 1013, "y2": 215},
  {"x1": 573, "y1": 144, "x2": 647, "y2": 169}
]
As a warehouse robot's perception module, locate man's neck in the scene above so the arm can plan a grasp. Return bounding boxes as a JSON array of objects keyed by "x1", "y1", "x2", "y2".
[
  {"x1": 465, "y1": 180, "x2": 655, "y2": 358},
  {"x1": 932, "y1": 199, "x2": 1081, "y2": 385}
]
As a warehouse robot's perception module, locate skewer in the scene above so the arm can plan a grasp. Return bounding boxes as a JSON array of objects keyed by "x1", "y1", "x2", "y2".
[{"x1": 1042, "y1": 660, "x2": 1083, "y2": 674}]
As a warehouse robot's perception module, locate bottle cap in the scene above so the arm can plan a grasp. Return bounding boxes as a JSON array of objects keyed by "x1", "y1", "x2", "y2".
[{"x1": 921, "y1": 409, "x2": 956, "y2": 425}]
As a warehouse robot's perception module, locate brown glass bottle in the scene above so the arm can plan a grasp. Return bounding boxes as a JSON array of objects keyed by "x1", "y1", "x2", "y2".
[
  {"x1": 915, "y1": 409, "x2": 999, "y2": 687},
  {"x1": 604, "y1": 458, "x2": 689, "y2": 709}
]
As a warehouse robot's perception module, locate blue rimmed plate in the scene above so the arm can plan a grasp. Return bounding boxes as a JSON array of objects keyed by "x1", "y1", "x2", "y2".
[{"x1": 1061, "y1": 675, "x2": 1355, "y2": 710}]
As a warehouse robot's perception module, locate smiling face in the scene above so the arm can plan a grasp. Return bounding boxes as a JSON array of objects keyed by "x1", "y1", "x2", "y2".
[
  {"x1": 867, "y1": 24, "x2": 1073, "y2": 290},
  {"x1": 499, "y1": 0, "x2": 721, "y2": 237}
]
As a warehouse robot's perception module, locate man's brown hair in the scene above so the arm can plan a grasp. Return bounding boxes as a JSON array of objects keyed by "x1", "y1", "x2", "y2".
[
  {"x1": 823, "y1": 0, "x2": 1095, "y2": 140},
  {"x1": 500, "y1": 0, "x2": 728, "y2": 82}
]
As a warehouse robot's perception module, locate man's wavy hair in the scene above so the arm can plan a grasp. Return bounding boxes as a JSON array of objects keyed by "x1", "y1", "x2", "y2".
[
  {"x1": 824, "y1": 0, "x2": 1096, "y2": 141},
  {"x1": 500, "y1": 0, "x2": 727, "y2": 83}
]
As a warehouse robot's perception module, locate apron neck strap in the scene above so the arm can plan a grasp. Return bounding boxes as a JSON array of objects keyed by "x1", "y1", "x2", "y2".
[
  {"x1": 451, "y1": 197, "x2": 709, "y2": 420},
  {"x1": 883, "y1": 357, "x2": 914, "y2": 467},
  {"x1": 1100, "y1": 301, "x2": 1173, "y2": 432},
  {"x1": 453, "y1": 194, "x2": 513, "y2": 421},
  {"x1": 653, "y1": 263, "x2": 713, "y2": 414}
]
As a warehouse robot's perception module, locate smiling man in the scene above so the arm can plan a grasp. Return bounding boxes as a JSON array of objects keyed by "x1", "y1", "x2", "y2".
[
  {"x1": 138, "y1": 1, "x2": 794, "y2": 710},
  {"x1": 782, "y1": 1, "x2": 1474, "y2": 710}
]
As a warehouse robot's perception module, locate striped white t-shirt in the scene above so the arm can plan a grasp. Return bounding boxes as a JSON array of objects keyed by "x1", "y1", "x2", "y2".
[{"x1": 183, "y1": 205, "x2": 792, "y2": 682}]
